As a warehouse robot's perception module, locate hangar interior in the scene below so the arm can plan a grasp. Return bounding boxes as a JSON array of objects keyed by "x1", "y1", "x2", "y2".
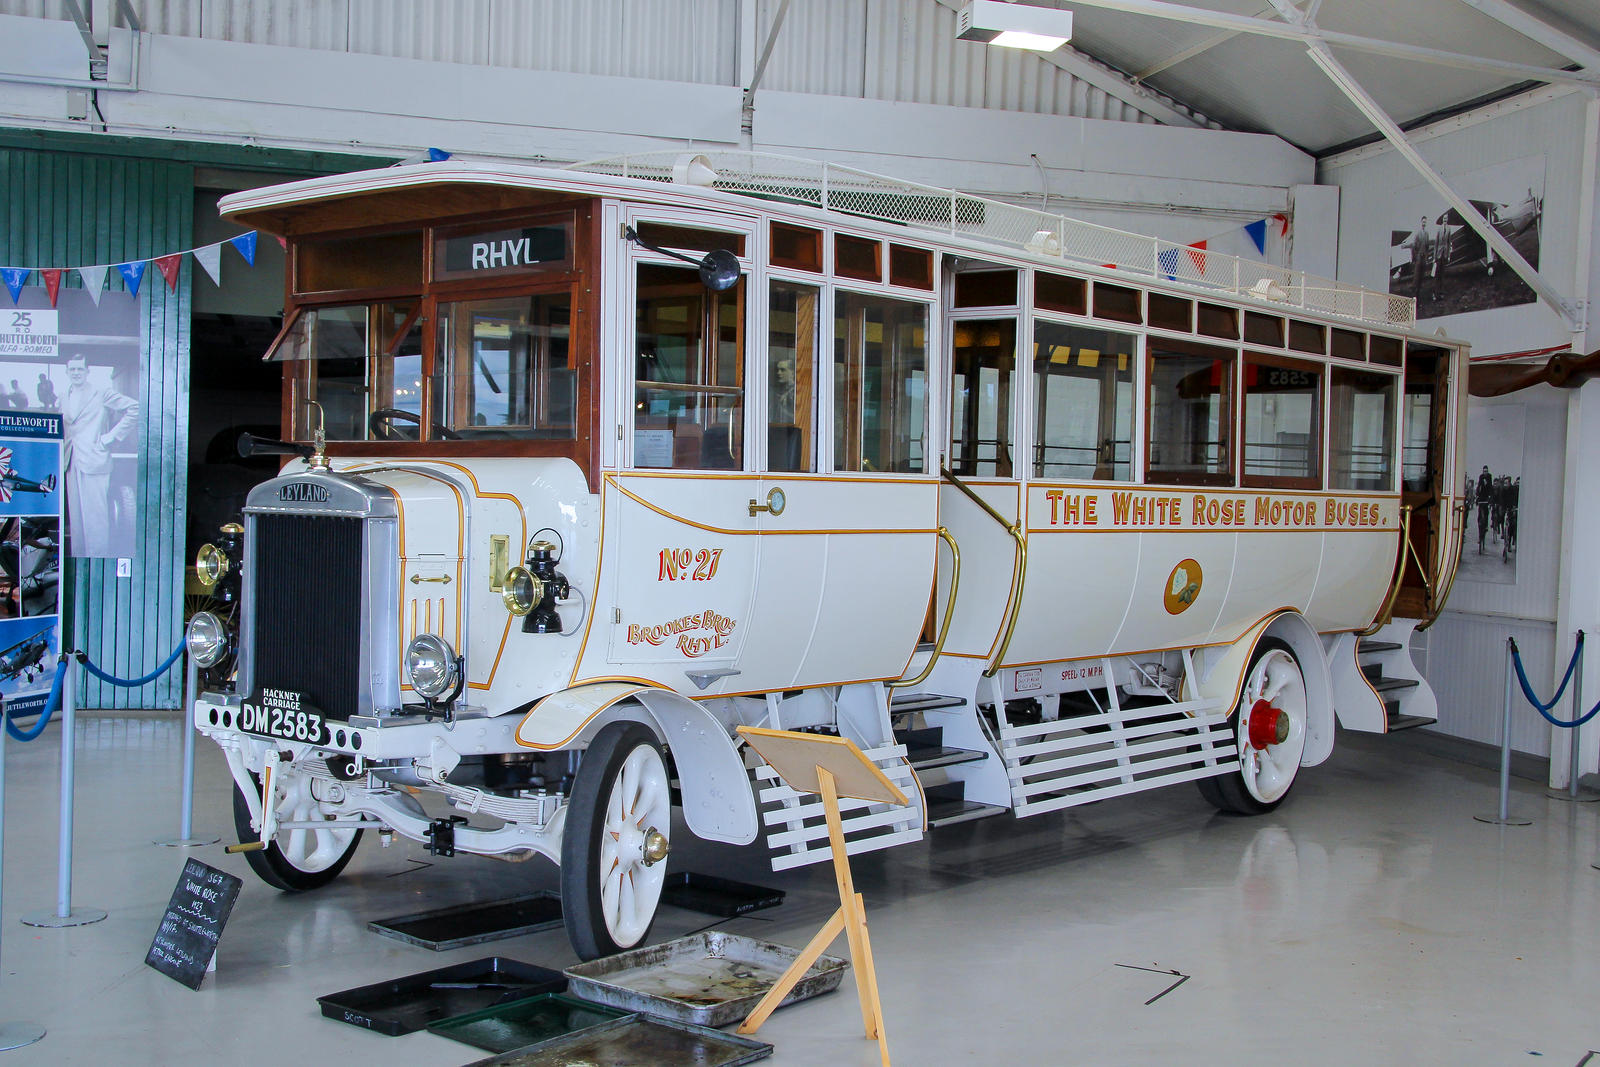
[{"x1": 0, "y1": 1, "x2": 1598, "y2": 1063}]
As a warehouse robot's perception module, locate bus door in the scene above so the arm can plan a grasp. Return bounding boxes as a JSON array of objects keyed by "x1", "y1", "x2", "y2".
[
  {"x1": 750, "y1": 283, "x2": 940, "y2": 690},
  {"x1": 1396, "y1": 340, "x2": 1458, "y2": 619},
  {"x1": 603, "y1": 238, "x2": 761, "y2": 693},
  {"x1": 938, "y1": 280, "x2": 1025, "y2": 666}
]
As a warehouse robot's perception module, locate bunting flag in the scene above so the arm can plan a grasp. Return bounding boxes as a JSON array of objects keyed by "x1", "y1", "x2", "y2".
[
  {"x1": 1185, "y1": 240, "x2": 1207, "y2": 275},
  {"x1": 116, "y1": 261, "x2": 146, "y2": 299},
  {"x1": 275, "y1": 236, "x2": 287, "y2": 250},
  {"x1": 0, "y1": 229, "x2": 261, "y2": 304},
  {"x1": 1244, "y1": 219, "x2": 1268, "y2": 256},
  {"x1": 1157, "y1": 247, "x2": 1182, "y2": 280},
  {"x1": 153, "y1": 253, "x2": 183, "y2": 292},
  {"x1": 77, "y1": 264, "x2": 107, "y2": 306},
  {"x1": 1273, "y1": 212, "x2": 1290, "y2": 237},
  {"x1": 2, "y1": 268, "x2": 29, "y2": 304},
  {"x1": 193, "y1": 243, "x2": 223, "y2": 286},
  {"x1": 229, "y1": 231, "x2": 257, "y2": 266}
]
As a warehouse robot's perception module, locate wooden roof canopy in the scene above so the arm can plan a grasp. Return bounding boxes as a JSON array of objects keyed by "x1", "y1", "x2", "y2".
[{"x1": 221, "y1": 181, "x2": 580, "y2": 238}]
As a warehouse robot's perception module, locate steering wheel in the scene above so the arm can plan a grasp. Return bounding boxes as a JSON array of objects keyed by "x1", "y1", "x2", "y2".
[{"x1": 369, "y1": 407, "x2": 461, "y2": 441}]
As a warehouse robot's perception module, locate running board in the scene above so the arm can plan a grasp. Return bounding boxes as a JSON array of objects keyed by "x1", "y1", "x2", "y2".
[
  {"x1": 1000, "y1": 697, "x2": 1236, "y2": 818},
  {"x1": 752, "y1": 741, "x2": 925, "y2": 872}
]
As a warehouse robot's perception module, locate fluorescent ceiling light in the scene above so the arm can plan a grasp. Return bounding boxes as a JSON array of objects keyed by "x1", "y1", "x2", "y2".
[{"x1": 957, "y1": 1, "x2": 1073, "y2": 52}]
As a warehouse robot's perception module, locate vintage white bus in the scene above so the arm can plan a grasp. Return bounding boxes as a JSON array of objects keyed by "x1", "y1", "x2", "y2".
[{"x1": 189, "y1": 152, "x2": 1467, "y2": 959}]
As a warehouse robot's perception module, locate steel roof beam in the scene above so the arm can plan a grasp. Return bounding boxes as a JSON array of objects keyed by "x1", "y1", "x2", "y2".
[
  {"x1": 1302, "y1": 41, "x2": 1581, "y2": 329},
  {"x1": 1049, "y1": 0, "x2": 1598, "y2": 86},
  {"x1": 1453, "y1": 0, "x2": 1600, "y2": 73}
]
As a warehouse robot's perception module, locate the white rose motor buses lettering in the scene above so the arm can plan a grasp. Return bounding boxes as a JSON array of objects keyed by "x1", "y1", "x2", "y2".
[
  {"x1": 658, "y1": 547, "x2": 723, "y2": 582},
  {"x1": 626, "y1": 610, "x2": 739, "y2": 657},
  {"x1": 1039, "y1": 489, "x2": 1387, "y2": 531}
]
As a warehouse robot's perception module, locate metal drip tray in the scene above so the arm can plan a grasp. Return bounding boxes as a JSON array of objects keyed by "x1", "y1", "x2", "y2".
[
  {"x1": 458, "y1": 1014, "x2": 772, "y2": 1067},
  {"x1": 563, "y1": 931, "x2": 847, "y2": 1029}
]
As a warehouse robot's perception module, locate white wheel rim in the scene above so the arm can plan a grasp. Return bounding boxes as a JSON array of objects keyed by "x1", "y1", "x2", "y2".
[
  {"x1": 271, "y1": 773, "x2": 357, "y2": 873},
  {"x1": 599, "y1": 743, "x2": 671, "y2": 948},
  {"x1": 1237, "y1": 649, "x2": 1308, "y2": 804}
]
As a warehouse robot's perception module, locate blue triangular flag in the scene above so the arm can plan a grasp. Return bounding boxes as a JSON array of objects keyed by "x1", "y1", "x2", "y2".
[
  {"x1": 229, "y1": 231, "x2": 258, "y2": 266},
  {"x1": 1157, "y1": 247, "x2": 1181, "y2": 280},
  {"x1": 427, "y1": 148, "x2": 451, "y2": 162},
  {"x1": 1, "y1": 268, "x2": 30, "y2": 304},
  {"x1": 1244, "y1": 219, "x2": 1267, "y2": 256},
  {"x1": 117, "y1": 260, "x2": 146, "y2": 298}
]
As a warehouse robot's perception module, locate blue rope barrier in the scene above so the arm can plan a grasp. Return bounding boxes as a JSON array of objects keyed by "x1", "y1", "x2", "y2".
[
  {"x1": 4, "y1": 658, "x2": 69, "y2": 742},
  {"x1": 77, "y1": 641, "x2": 184, "y2": 688},
  {"x1": 1510, "y1": 635, "x2": 1600, "y2": 729}
]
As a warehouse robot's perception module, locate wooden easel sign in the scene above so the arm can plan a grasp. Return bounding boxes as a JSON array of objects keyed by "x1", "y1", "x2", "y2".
[{"x1": 735, "y1": 726, "x2": 906, "y2": 1067}]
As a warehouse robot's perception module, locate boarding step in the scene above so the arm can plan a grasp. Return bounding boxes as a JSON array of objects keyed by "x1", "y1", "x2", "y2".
[
  {"x1": 1386, "y1": 711, "x2": 1437, "y2": 732},
  {"x1": 1358, "y1": 640, "x2": 1403, "y2": 656},
  {"x1": 923, "y1": 783, "x2": 1008, "y2": 829},
  {"x1": 1370, "y1": 677, "x2": 1420, "y2": 696},
  {"x1": 888, "y1": 692, "x2": 968, "y2": 717},
  {"x1": 895, "y1": 726, "x2": 989, "y2": 771}
]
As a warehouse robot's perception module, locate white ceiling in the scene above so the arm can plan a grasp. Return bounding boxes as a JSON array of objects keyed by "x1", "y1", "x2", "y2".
[{"x1": 1053, "y1": 0, "x2": 1600, "y2": 152}]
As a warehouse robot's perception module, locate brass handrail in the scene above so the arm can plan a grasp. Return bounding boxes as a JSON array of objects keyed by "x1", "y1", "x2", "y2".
[
  {"x1": 890, "y1": 527, "x2": 961, "y2": 690},
  {"x1": 1359, "y1": 504, "x2": 1413, "y2": 637},
  {"x1": 939, "y1": 468, "x2": 1028, "y2": 678},
  {"x1": 1418, "y1": 498, "x2": 1469, "y2": 632}
]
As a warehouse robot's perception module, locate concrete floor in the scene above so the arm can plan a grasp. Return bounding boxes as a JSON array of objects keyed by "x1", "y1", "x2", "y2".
[{"x1": 0, "y1": 716, "x2": 1596, "y2": 1066}]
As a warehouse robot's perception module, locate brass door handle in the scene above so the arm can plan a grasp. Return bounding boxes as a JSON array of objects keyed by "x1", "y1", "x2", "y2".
[
  {"x1": 410, "y1": 574, "x2": 453, "y2": 585},
  {"x1": 748, "y1": 487, "x2": 787, "y2": 517}
]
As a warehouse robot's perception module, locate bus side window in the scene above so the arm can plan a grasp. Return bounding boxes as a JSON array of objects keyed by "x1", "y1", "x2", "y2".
[
  {"x1": 948, "y1": 319, "x2": 1017, "y2": 478},
  {"x1": 1242, "y1": 353, "x2": 1321, "y2": 488},
  {"x1": 1147, "y1": 338, "x2": 1235, "y2": 486},
  {"x1": 1032, "y1": 322, "x2": 1135, "y2": 481},
  {"x1": 634, "y1": 263, "x2": 745, "y2": 470},
  {"x1": 1329, "y1": 367, "x2": 1397, "y2": 492},
  {"x1": 767, "y1": 281, "x2": 818, "y2": 472},
  {"x1": 435, "y1": 293, "x2": 575, "y2": 439},
  {"x1": 833, "y1": 292, "x2": 928, "y2": 474}
]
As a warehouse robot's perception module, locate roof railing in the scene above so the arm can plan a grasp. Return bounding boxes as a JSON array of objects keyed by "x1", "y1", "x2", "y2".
[{"x1": 568, "y1": 150, "x2": 1414, "y2": 330}]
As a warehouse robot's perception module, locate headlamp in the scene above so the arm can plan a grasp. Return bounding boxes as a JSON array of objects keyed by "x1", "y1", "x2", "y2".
[
  {"x1": 186, "y1": 611, "x2": 229, "y2": 668},
  {"x1": 405, "y1": 634, "x2": 459, "y2": 701}
]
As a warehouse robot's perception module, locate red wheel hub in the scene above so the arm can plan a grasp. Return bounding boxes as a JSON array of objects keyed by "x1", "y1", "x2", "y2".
[{"x1": 1247, "y1": 699, "x2": 1284, "y2": 750}]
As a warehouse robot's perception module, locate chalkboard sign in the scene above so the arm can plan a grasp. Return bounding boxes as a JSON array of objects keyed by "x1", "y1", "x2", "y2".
[{"x1": 145, "y1": 859, "x2": 243, "y2": 990}]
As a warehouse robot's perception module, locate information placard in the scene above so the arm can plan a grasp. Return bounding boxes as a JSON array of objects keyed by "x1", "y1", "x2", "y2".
[{"x1": 144, "y1": 859, "x2": 243, "y2": 989}]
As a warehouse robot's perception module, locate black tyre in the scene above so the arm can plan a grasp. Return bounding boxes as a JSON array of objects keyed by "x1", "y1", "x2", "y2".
[
  {"x1": 231, "y1": 770, "x2": 362, "y2": 891},
  {"x1": 561, "y1": 722, "x2": 672, "y2": 960},
  {"x1": 1197, "y1": 638, "x2": 1308, "y2": 816}
]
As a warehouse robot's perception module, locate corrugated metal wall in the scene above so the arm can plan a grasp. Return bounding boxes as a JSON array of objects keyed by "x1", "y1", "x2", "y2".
[
  {"x1": 0, "y1": 147, "x2": 190, "y2": 710},
  {"x1": 0, "y1": 0, "x2": 1180, "y2": 125}
]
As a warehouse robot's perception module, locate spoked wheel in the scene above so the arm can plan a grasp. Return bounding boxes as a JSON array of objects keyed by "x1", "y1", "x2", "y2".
[
  {"x1": 561, "y1": 722, "x2": 672, "y2": 960},
  {"x1": 1197, "y1": 638, "x2": 1308, "y2": 815},
  {"x1": 231, "y1": 769, "x2": 362, "y2": 891}
]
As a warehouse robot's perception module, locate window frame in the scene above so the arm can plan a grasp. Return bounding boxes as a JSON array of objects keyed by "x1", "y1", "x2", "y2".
[
  {"x1": 1240, "y1": 350, "x2": 1324, "y2": 491},
  {"x1": 1144, "y1": 334, "x2": 1237, "y2": 488}
]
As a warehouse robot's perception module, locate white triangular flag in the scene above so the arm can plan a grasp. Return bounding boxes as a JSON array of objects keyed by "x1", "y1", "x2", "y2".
[
  {"x1": 77, "y1": 264, "x2": 107, "y2": 305},
  {"x1": 193, "y1": 243, "x2": 223, "y2": 286}
]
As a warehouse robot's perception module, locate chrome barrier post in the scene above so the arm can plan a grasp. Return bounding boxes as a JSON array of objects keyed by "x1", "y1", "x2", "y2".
[
  {"x1": 1548, "y1": 632, "x2": 1599, "y2": 802},
  {"x1": 0, "y1": 702, "x2": 46, "y2": 1050},
  {"x1": 155, "y1": 647, "x2": 218, "y2": 848},
  {"x1": 1476, "y1": 638, "x2": 1532, "y2": 826},
  {"x1": 22, "y1": 658, "x2": 105, "y2": 928}
]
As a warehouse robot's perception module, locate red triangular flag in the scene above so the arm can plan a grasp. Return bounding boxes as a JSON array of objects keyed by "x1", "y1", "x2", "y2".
[
  {"x1": 1273, "y1": 212, "x2": 1290, "y2": 237},
  {"x1": 1186, "y1": 240, "x2": 1207, "y2": 275},
  {"x1": 276, "y1": 236, "x2": 287, "y2": 250},
  {"x1": 154, "y1": 253, "x2": 183, "y2": 292},
  {"x1": 41, "y1": 269, "x2": 62, "y2": 307}
]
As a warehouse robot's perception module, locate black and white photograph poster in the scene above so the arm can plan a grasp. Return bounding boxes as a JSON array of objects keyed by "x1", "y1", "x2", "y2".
[
  {"x1": 1458, "y1": 402, "x2": 1523, "y2": 586},
  {"x1": 1, "y1": 288, "x2": 141, "y2": 559},
  {"x1": 1387, "y1": 154, "x2": 1545, "y2": 321}
]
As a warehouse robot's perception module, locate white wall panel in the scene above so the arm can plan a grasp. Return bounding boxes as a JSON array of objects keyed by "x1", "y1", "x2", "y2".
[
  {"x1": 1424, "y1": 614, "x2": 1554, "y2": 757},
  {"x1": 348, "y1": 0, "x2": 490, "y2": 67}
]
